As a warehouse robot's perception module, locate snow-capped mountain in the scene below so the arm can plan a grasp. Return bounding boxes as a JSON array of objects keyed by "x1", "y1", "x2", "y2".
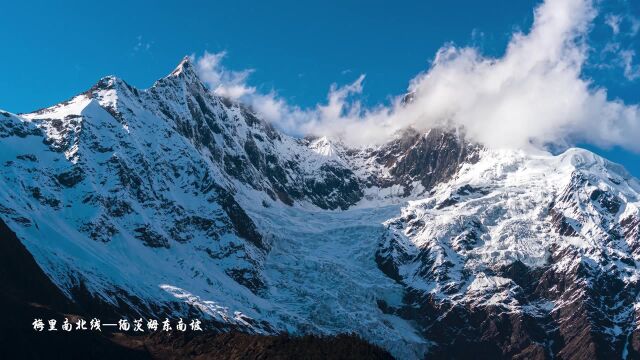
[
  {"x1": 376, "y1": 148, "x2": 640, "y2": 358},
  {"x1": 1, "y1": 57, "x2": 639, "y2": 359}
]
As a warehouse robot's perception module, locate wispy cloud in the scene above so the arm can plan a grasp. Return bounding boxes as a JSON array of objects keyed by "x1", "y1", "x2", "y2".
[
  {"x1": 194, "y1": 51, "x2": 256, "y2": 99},
  {"x1": 629, "y1": 15, "x2": 640, "y2": 37},
  {"x1": 134, "y1": 35, "x2": 153, "y2": 52},
  {"x1": 619, "y1": 49, "x2": 640, "y2": 80},
  {"x1": 194, "y1": 0, "x2": 640, "y2": 153},
  {"x1": 605, "y1": 14, "x2": 622, "y2": 34},
  {"x1": 193, "y1": 51, "x2": 367, "y2": 137},
  {"x1": 599, "y1": 10, "x2": 640, "y2": 81}
]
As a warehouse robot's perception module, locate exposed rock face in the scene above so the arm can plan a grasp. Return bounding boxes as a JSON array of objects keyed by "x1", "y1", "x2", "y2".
[
  {"x1": 373, "y1": 127, "x2": 481, "y2": 191},
  {"x1": 1, "y1": 58, "x2": 640, "y2": 359}
]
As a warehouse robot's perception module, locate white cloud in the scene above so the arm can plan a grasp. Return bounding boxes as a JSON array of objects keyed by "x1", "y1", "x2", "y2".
[
  {"x1": 629, "y1": 15, "x2": 640, "y2": 37},
  {"x1": 134, "y1": 35, "x2": 153, "y2": 52},
  {"x1": 194, "y1": 0, "x2": 640, "y2": 153},
  {"x1": 599, "y1": 12, "x2": 640, "y2": 81},
  {"x1": 619, "y1": 49, "x2": 640, "y2": 80},
  {"x1": 604, "y1": 13, "x2": 640, "y2": 37},
  {"x1": 605, "y1": 14, "x2": 622, "y2": 35},
  {"x1": 195, "y1": 51, "x2": 256, "y2": 99}
]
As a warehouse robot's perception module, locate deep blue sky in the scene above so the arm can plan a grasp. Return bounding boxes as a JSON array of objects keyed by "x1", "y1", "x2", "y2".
[{"x1": 2, "y1": 0, "x2": 639, "y2": 176}]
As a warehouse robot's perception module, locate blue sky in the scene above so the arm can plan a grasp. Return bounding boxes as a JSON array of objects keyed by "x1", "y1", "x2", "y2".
[{"x1": 1, "y1": 0, "x2": 639, "y2": 176}]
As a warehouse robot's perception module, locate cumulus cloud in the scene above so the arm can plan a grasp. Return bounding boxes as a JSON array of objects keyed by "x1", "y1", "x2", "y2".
[{"x1": 195, "y1": 0, "x2": 640, "y2": 152}]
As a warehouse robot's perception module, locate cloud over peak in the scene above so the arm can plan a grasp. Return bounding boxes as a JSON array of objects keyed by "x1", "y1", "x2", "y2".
[
  {"x1": 195, "y1": 0, "x2": 640, "y2": 152},
  {"x1": 195, "y1": 51, "x2": 256, "y2": 100}
]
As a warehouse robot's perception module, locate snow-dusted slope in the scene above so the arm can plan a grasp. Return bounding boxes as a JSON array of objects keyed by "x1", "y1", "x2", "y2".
[
  {"x1": 2, "y1": 58, "x2": 640, "y2": 359},
  {"x1": 0, "y1": 59, "x2": 425, "y2": 357}
]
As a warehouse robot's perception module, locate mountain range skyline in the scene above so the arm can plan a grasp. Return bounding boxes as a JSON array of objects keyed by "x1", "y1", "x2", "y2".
[
  {"x1": 3, "y1": 0, "x2": 640, "y2": 177},
  {"x1": 1, "y1": 51, "x2": 640, "y2": 358}
]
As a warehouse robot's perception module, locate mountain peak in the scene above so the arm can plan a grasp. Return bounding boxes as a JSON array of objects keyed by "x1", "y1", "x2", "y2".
[
  {"x1": 168, "y1": 56, "x2": 197, "y2": 78},
  {"x1": 91, "y1": 75, "x2": 124, "y2": 91},
  {"x1": 309, "y1": 136, "x2": 338, "y2": 158},
  {"x1": 153, "y1": 55, "x2": 207, "y2": 92}
]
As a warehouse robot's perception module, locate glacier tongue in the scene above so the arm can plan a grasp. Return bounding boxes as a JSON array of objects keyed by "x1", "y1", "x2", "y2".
[{"x1": 240, "y1": 197, "x2": 429, "y2": 358}]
